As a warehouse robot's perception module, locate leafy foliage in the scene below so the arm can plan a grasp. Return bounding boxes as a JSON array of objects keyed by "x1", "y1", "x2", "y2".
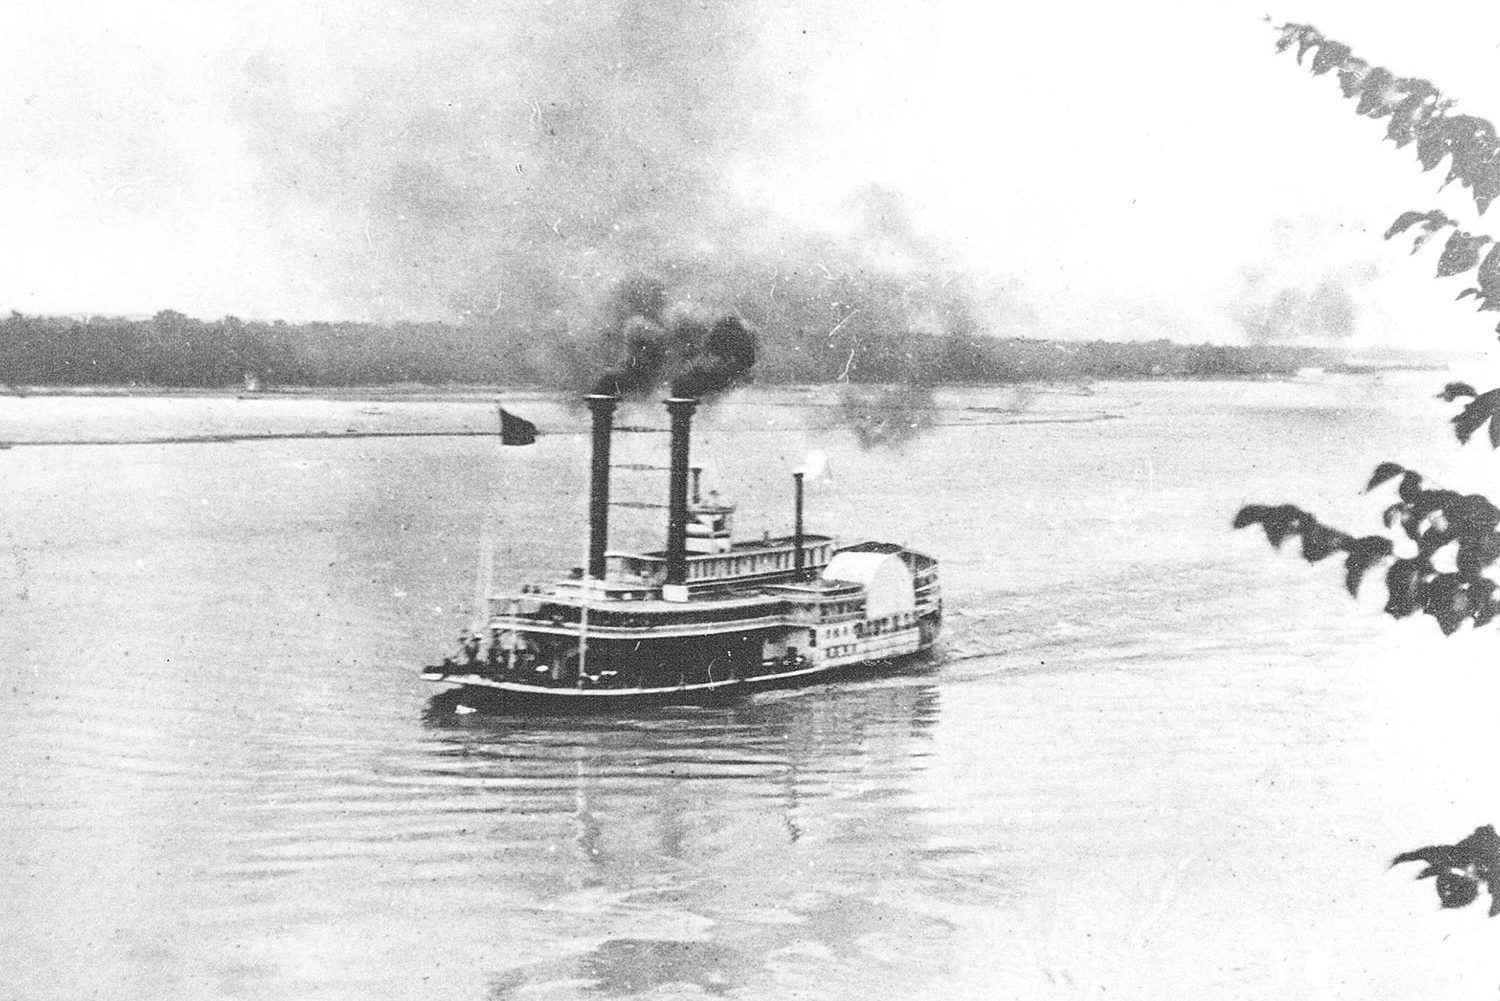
[
  {"x1": 1277, "y1": 23, "x2": 1500, "y2": 213},
  {"x1": 1440, "y1": 382, "x2": 1500, "y2": 447},
  {"x1": 1392, "y1": 826, "x2": 1500, "y2": 916},
  {"x1": 1259, "y1": 23, "x2": 1500, "y2": 915},
  {"x1": 1234, "y1": 464, "x2": 1500, "y2": 634}
]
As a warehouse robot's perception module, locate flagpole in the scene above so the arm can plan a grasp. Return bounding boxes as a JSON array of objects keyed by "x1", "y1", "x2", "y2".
[
  {"x1": 475, "y1": 398, "x2": 528, "y2": 634},
  {"x1": 472, "y1": 504, "x2": 496, "y2": 633}
]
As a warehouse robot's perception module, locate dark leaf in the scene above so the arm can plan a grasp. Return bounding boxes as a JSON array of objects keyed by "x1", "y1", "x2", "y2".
[
  {"x1": 1356, "y1": 67, "x2": 1395, "y2": 117},
  {"x1": 1273, "y1": 22, "x2": 1312, "y2": 54},
  {"x1": 1456, "y1": 534, "x2": 1500, "y2": 576},
  {"x1": 1337, "y1": 58, "x2": 1370, "y2": 99},
  {"x1": 1432, "y1": 115, "x2": 1499, "y2": 191},
  {"x1": 1437, "y1": 232, "x2": 1491, "y2": 277},
  {"x1": 1393, "y1": 827, "x2": 1500, "y2": 913},
  {"x1": 1343, "y1": 536, "x2": 1394, "y2": 596},
  {"x1": 1438, "y1": 382, "x2": 1477, "y2": 402},
  {"x1": 1450, "y1": 141, "x2": 1500, "y2": 214},
  {"x1": 1383, "y1": 558, "x2": 1428, "y2": 617},
  {"x1": 1416, "y1": 117, "x2": 1452, "y2": 171},
  {"x1": 1260, "y1": 505, "x2": 1307, "y2": 548},
  {"x1": 1423, "y1": 573, "x2": 1467, "y2": 634},
  {"x1": 1437, "y1": 871, "x2": 1480, "y2": 908},
  {"x1": 1476, "y1": 246, "x2": 1500, "y2": 308},
  {"x1": 1385, "y1": 209, "x2": 1457, "y2": 253},
  {"x1": 1457, "y1": 288, "x2": 1483, "y2": 303},
  {"x1": 1232, "y1": 503, "x2": 1310, "y2": 548},
  {"x1": 1367, "y1": 461, "x2": 1405, "y2": 490},
  {"x1": 1452, "y1": 391, "x2": 1500, "y2": 443},
  {"x1": 1394, "y1": 843, "x2": 1463, "y2": 870},
  {"x1": 1232, "y1": 504, "x2": 1270, "y2": 530},
  {"x1": 1446, "y1": 493, "x2": 1500, "y2": 534},
  {"x1": 1476, "y1": 597, "x2": 1500, "y2": 628},
  {"x1": 1301, "y1": 523, "x2": 1352, "y2": 563},
  {"x1": 1295, "y1": 27, "x2": 1323, "y2": 65},
  {"x1": 1311, "y1": 40, "x2": 1350, "y2": 76},
  {"x1": 1461, "y1": 578, "x2": 1498, "y2": 624},
  {"x1": 1472, "y1": 163, "x2": 1500, "y2": 214},
  {"x1": 1387, "y1": 109, "x2": 1421, "y2": 149},
  {"x1": 1384, "y1": 210, "x2": 1432, "y2": 239},
  {"x1": 1386, "y1": 85, "x2": 1439, "y2": 148},
  {"x1": 1398, "y1": 470, "x2": 1423, "y2": 503}
]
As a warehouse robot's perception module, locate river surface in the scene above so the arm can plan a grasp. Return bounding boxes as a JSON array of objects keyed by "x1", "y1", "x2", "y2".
[{"x1": 1, "y1": 379, "x2": 1497, "y2": 1000}]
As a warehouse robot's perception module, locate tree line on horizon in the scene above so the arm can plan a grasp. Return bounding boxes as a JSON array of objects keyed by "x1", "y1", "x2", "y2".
[{"x1": 0, "y1": 308, "x2": 1347, "y2": 390}]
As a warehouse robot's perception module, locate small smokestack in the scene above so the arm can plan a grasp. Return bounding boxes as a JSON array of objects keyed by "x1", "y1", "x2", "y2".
[
  {"x1": 793, "y1": 471, "x2": 805, "y2": 574},
  {"x1": 664, "y1": 397, "x2": 697, "y2": 586},
  {"x1": 585, "y1": 394, "x2": 619, "y2": 580}
]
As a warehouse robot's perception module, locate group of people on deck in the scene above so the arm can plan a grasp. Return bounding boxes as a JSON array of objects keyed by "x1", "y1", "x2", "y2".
[{"x1": 441, "y1": 629, "x2": 506, "y2": 674}]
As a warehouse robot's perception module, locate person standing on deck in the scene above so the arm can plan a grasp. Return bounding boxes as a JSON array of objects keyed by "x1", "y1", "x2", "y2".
[{"x1": 486, "y1": 629, "x2": 503, "y2": 675}]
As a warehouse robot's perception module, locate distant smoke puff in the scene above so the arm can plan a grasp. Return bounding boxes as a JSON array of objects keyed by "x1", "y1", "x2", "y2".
[
  {"x1": 1233, "y1": 218, "x2": 1378, "y2": 345},
  {"x1": 1237, "y1": 280, "x2": 1358, "y2": 344},
  {"x1": 839, "y1": 383, "x2": 937, "y2": 450}
]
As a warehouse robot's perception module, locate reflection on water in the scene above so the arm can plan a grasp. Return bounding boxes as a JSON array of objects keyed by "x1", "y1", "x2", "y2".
[{"x1": 420, "y1": 681, "x2": 946, "y2": 997}]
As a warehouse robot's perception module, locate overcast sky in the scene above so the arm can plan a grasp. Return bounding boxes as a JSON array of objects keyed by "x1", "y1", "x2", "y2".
[{"x1": 3, "y1": 0, "x2": 1500, "y2": 351}]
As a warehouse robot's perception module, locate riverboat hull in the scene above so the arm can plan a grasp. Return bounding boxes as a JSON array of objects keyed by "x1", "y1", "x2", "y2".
[{"x1": 422, "y1": 644, "x2": 940, "y2": 713}]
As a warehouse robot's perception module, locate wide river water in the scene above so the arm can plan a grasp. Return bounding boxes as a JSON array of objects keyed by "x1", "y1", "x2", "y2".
[{"x1": 1, "y1": 378, "x2": 1497, "y2": 1000}]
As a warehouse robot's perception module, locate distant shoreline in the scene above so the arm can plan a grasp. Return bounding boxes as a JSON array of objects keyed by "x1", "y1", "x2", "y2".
[
  {"x1": 0, "y1": 360, "x2": 1458, "y2": 405},
  {"x1": 1, "y1": 311, "x2": 1463, "y2": 392}
]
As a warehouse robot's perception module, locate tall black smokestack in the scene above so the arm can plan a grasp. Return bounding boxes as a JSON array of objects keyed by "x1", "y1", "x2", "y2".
[
  {"x1": 664, "y1": 397, "x2": 697, "y2": 587},
  {"x1": 793, "y1": 471, "x2": 805, "y2": 575},
  {"x1": 585, "y1": 394, "x2": 618, "y2": 581}
]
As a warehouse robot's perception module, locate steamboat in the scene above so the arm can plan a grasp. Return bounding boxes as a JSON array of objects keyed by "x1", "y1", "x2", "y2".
[{"x1": 422, "y1": 394, "x2": 941, "y2": 709}]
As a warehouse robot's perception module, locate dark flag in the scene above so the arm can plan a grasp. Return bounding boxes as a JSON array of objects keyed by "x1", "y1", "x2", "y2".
[{"x1": 498, "y1": 406, "x2": 537, "y2": 446}]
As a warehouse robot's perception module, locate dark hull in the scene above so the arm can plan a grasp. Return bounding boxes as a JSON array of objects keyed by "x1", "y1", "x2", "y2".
[{"x1": 423, "y1": 648, "x2": 939, "y2": 715}]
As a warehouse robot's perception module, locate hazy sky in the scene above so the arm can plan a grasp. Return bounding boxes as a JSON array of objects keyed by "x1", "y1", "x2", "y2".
[{"x1": 3, "y1": 0, "x2": 1500, "y2": 350}]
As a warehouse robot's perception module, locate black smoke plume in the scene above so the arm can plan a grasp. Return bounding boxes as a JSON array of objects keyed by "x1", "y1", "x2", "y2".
[
  {"x1": 670, "y1": 316, "x2": 757, "y2": 398},
  {"x1": 584, "y1": 275, "x2": 757, "y2": 400}
]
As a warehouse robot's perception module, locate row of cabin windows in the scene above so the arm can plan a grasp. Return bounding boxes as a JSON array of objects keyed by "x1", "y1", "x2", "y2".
[
  {"x1": 687, "y1": 549, "x2": 808, "y2": 580},
  {"x1": 810, "y1": 612, "x2": 918, "y2": 647}
]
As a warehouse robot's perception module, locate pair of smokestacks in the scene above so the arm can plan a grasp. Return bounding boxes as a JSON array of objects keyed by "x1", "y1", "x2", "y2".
[
  {"x1": 584, "y1": 394, "x2": 805, "y2": 587},
  {"x1": 585, "y1": 393, "x2": 695, "y2": 586}
]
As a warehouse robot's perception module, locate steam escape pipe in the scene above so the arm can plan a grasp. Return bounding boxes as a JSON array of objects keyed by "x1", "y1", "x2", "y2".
[
  {"x1": 664, "y1": 397, "x2": 697, "y2": 586},
  {"x1": 585, "y1": 394, "x2": 619, "y2": 580},
  {"x1": 793, "y1": 471, "x2": 805, "y2": 574}
]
